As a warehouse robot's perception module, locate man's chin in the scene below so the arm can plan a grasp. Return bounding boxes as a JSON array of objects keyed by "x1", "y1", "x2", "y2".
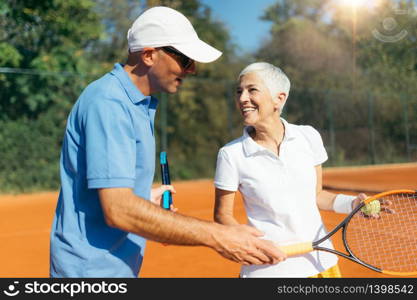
[{"x1": 166, "y1": 87, "x2": 178, "y2": 94}]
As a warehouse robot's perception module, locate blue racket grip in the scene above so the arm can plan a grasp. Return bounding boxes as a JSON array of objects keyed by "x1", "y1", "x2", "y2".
[
  {"x1": 160, "y1": 151, "x2": 173, "y2": 210},
  {"x1": 162, "y1": 190, "x2": 172, "y2": 210},
  {"x1": 160, "y1": 152, "x2": 167, "y2": 165}
]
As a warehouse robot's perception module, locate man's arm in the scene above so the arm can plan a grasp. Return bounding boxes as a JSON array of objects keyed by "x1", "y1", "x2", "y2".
[{"x1": 99, "y1": 187, "x2": 286, "y2": 265}]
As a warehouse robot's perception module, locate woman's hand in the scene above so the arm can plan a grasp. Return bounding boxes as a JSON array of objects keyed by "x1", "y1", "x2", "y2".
[{"x1": 352, "y1": 193, "x2": 394, "y2": 218}]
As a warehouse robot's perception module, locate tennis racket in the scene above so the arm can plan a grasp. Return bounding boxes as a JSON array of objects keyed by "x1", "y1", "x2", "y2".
[
  {"x1": 277, "y1": 189, "x2": 417, "y2": 276},
  {"x1": 160, "y1": 151, "x2": 173, "y2": 210}
]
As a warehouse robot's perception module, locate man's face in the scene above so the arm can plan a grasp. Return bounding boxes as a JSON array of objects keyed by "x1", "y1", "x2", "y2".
[{"x1": 148, "y1": 48, "x2": 196, "y2": 94}]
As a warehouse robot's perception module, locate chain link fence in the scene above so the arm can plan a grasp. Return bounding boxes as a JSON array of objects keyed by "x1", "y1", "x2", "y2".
[
  {"x1": 160, "y1": 82, "x2": 417, "y2": 170},
  {"x1": 1, "y1": 68, "x2": 416, "y2": 191}
]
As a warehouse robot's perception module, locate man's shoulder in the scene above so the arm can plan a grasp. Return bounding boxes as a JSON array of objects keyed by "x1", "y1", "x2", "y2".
[
  {"x1": 84, "y1": 71, "x2": 124, "y2": 98},
  {"x1": 76, "y1": 72, "x2": 128, "y2": 109}
]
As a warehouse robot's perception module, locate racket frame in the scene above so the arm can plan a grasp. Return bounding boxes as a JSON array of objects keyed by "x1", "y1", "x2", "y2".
[{"x1": 310, "y1": 189, "x2": 416, "y2": 274}]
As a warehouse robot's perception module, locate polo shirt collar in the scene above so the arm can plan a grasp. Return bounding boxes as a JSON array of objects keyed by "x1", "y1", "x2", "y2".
[
  {"x1": 110, "y1": 63, "x2": 152, "y2": 105},
  {"x1": 281, "y1": 118, "x2": 296, "y2": 141},
  {"x1": 242, "y1": 118, "x2": 296, "y2": 157}
]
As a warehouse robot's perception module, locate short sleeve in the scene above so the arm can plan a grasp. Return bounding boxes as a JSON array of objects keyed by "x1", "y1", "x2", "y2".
[
  {"x1": 214, "y1": 148, "x2": 239, "y2": 191},
  {"x1": 84, "y1": 99, "x2": 136, "y2": 189},
  {"x1": 300, "y1": 126, "x2": 328, "y2": 166}
]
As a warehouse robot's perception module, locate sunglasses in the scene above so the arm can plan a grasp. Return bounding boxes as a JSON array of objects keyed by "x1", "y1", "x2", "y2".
[{"x1": 160, "y1": 46, "x2": 194, "y2": 70}]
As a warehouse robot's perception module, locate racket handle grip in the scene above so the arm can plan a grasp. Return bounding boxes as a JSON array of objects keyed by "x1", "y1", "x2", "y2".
[
  {"x1": 162, "y1": 190, "x2": 172, "y2": 210},
  {"x1": 277, "y1": 242, "x2": 314, "y2": 256}
]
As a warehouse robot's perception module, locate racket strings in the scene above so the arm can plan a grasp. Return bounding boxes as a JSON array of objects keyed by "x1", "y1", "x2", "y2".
[{"x1": 345, "y1": 192, "x2": 417, "y2": 273}]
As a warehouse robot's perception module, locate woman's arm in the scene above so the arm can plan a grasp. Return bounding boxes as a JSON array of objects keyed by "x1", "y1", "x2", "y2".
[
  {"x1": 315, "y1": 165, "x2": 338, "y2": 211},
  {"x1": 214, "y1": 188, "x2": 240, "y2": 225},
  {"x1": 315, "y1": 165, "x2": 366, "y2": 212}
]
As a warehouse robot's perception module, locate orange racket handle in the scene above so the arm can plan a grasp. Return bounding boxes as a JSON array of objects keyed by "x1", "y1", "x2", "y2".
[{"x1": 276, "y1": 242, "x2": 314, "y2": 256}]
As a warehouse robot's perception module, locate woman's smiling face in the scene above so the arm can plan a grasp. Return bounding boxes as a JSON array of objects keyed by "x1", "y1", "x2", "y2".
[{"x1": 236, "y1": 72, "x2": 279, "y2": 127}]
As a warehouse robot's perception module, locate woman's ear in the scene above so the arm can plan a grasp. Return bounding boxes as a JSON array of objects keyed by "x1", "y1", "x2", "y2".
[{"x1": 274, "y1": 92, "x2": 287, "y2": 112}]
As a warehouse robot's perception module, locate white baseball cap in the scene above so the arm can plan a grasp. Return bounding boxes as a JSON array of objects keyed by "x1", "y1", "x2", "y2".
[{"x1": 127, "y1": 6, "x2": 222, "y2": 63}]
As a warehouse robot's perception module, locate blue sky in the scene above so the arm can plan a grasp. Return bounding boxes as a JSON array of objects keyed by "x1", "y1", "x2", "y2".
[{"x1": 200, "y1": 0, "x2": 277, "y2": 54}]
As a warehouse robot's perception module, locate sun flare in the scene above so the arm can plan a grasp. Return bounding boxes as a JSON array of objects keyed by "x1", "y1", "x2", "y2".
[
  {"x1": 337, "y1": 0, "x2": 379, "y2": 10},
  {"x1": 339, "y1": 0, "x2": 367, "y2": 8}
]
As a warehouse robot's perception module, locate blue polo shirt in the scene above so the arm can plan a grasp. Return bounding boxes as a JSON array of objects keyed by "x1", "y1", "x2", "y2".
[{"x1": 50, "y1": 63, "x2": 158, "y2": 277}]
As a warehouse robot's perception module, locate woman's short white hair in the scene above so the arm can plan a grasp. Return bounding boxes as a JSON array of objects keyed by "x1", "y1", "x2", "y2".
[{"x1": 239, "y1": 62, "x2": 291, "y2": 101}]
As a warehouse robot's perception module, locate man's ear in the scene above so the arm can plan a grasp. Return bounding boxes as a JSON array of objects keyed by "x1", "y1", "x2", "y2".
[{"x1": 140, "y1": 48, "x2": 157, "y2": 67}]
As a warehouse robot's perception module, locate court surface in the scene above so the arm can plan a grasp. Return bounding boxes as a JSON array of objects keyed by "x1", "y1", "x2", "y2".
[{"x1": 0, "y1": 163, "x2": 416, "y2": 277}]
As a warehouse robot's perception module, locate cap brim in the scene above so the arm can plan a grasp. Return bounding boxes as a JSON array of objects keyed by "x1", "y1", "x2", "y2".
[{"x1": 172, "y1": 39, "x2": 222, "y2": 63}]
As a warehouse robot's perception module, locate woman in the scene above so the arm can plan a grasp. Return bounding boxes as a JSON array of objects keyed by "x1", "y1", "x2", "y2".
[{"x1": 213, "y1": 62, "x2": 366, "y2": 278}]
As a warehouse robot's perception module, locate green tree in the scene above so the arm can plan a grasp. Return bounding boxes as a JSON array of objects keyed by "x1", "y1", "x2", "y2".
[
  {"x1": 91, "y1": 0, "x2": 144, "y2": 68},
  {"x1": 256, "y1": 0, "x2": 417, "y2": 164},
  {"x1": 356, "y1": 0, "x2": 417, "y2": 160},
  {"x1": 0, "y1": 0, "x2": 102, "y2": 192},
  {"x1": 0, "y1": 0, "x2": 102, "y2": 120}
]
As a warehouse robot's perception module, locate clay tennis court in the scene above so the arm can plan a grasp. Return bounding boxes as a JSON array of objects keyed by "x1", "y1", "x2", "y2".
[{"x1": 0, "y1": 163, "x2": 416, "y2": 278}]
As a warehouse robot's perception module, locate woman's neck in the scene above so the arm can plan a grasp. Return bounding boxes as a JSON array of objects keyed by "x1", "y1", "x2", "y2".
[{"x1": 249, "y1": 118, "x2": 285, "y2": 156}]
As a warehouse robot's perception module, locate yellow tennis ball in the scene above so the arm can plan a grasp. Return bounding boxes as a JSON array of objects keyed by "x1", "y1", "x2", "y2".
[{"x1": 360, "y1": 199, "x2": 381, "y2": 216}]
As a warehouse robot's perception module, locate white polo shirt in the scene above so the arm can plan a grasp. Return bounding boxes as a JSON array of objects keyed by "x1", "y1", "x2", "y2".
[{"x1": 214, "y1": 118, "x2": 338, "y2": 277}]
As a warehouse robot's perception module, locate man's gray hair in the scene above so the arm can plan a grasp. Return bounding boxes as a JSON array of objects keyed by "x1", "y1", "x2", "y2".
[{"x1": 239, "y1": 62, "x2": 291, "y2": 101}]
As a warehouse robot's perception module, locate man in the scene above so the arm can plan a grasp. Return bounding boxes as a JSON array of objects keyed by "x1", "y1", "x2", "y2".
[{"x1": 50, "y1": 6, "x2": 285, "y2": 278}]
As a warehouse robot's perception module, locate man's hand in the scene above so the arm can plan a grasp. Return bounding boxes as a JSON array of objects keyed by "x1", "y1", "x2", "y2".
[
  {"x1": 210, "y1": 224, "x2": 286, "y2": 265},
  {"x1": 150, "y1": 185, "x2": 177, "y2": 212}
]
